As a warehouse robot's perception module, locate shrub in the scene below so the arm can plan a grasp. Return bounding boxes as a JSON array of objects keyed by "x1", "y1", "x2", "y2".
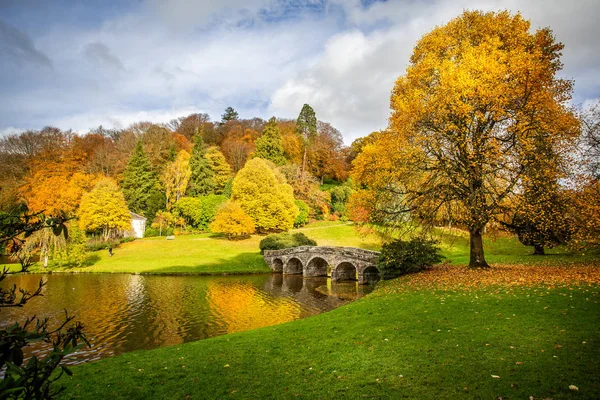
[
  {"x1": 85, "y1": 237, "x2": 121, "y2": 252},
  {"x1": 144, "y1": 227, "x2": 160, "y2": 237},
  {"x1": 377, "y1": 237, "x2": 444, "y2": 279},
  {"x1": 294, "y1": 200, "x2": 309, "y2": 228},
  {"x1": 259, "y1": 232, "x2": 316, "y2": 254}
]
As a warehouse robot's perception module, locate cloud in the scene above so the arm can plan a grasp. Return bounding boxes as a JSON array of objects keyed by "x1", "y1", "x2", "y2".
[
  {"x1": 83, "y1": 42, "x2": 125, "y2": 71},
  {"x1": 269, "y1": 0, "x2": 600, "y2": 143},
  {"x1": 0, "y1": 19, "x2": 52, "y2": 68},
  {"x1": 0, "y1": 0, "x2": 598, "y2": 144}
]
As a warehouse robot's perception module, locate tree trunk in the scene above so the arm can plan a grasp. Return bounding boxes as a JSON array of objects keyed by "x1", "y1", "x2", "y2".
[
  {"x1": 301, "y1": 146, "x2": 307, "y2": 177},
  {"x1": 533, "y1": 244, "x2": 545, "y2": 255},
  {"x1": 469, "y1": 228, "x2": 489, "y2": 268}
]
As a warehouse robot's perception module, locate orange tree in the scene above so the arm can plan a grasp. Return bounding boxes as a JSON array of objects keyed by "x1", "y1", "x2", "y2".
[{"x1": 352, "y1": 10, "x2": 579, "y2": 268}]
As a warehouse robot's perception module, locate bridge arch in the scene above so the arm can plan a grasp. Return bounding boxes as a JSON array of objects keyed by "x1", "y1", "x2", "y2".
[
  {"x1": 305, "y1": 256, "x2": 328, "y2": 277},
  {"x1": 333, "y1": 261, "x2": 357, "y2": 282},
  {"x1": 263, "y1": 246, "x2": 381, "y2": 285},
  {"x1": 362, "y1": 265, "x2": 381, "y2": 283},
  {"x1": 284, "y1": 257, "x2": 303, "y2": 275},
  {"x1": 271, "y1": 258, "x2": 283, "y2": 273}
]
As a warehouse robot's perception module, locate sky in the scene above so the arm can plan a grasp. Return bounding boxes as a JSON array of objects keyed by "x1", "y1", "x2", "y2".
[{"x1": 1, "y1": 0, "x2": 599, "y2": 144}]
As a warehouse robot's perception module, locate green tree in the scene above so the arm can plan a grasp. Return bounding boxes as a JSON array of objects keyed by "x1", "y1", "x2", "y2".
[
  {"x1": 205, "y1": 146, "x2": 232, "y2": 194},
  {"x1": 79, "y1": 178, "x2": 131, "y2": 239},
  {"x1": 221, "y1": 106, "x2": 239, "y2": 123},
  {"x1": 121, "y1": 141, "x2": 164, "y2": 220},
  {"x1": 174, "y1": 195, "x2": 226, "y2": 230},
  {"x1": 231, "y1": 158, "x2": 299, "y2": 232},
  {"x1": 187, "y1": 133, "x2": 215, "y2": 196},
  {"x1": 254, "y1": 117, "x2": 286, "y2": 166},
  {"x1": 296, "y1": 104, "x2": 317, "y2": 176}
]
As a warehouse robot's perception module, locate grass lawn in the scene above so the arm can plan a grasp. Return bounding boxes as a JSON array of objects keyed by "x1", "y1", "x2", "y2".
[
  {"x1": 59, "y1": 264, "x2": 600, "y2": 399},
  {"x1": 2, "y1": 221, "x2": 598, "y2": 274},
  {"x1": 2, "y1": 222, "x2": 381, "y2": 275}
]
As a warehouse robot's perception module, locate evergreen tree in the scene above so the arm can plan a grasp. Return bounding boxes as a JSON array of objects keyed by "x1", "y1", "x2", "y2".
[
  {"x1": 187, "y1": 133, "x2": 215, "y2": 196},
  {"x1": 254, "y1": 117, "x2": 286, "y2": 165},
  {"x1": 205, "y1": 146, "x2": 232, "y2": 194},
  {"x1": 295, "y1": 104, "x2": 317, "y2": 175},
  {"x1": 121, "y1": 141, "x2": 164, "y2": 219},
  {"x1": 221, "y1": 106, "x2": 239, "y2": 123}
]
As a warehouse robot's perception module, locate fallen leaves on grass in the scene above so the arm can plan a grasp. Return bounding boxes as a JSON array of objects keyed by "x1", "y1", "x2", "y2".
[{"x1": 377, "y1": 264, "x2": 600, "y2": 294}]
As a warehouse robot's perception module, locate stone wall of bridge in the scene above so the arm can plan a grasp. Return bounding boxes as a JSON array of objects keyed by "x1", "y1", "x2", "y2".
[{"x1": 263, "y1": 246, "x2": 381, "y2": 284}]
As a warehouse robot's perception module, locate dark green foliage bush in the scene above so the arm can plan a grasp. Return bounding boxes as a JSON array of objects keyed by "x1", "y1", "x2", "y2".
[
  {"x1": 294, "y1": 200, "x2": 309, "y2": 228},
  {"x1": 145, "y1": 227, "x2": 175, "y2": 237},
  {"x1": 85, "y1": 236, "x2": 136, "y2": 251},
  {"x1": 259, "y1": 232, "x2": 316, "y2": 254},
  {"x1": 377, "y1": 237, "x2": 444, "y2": 279}
]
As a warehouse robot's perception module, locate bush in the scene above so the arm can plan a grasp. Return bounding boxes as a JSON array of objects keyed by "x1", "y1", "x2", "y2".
[
  {"x1": 377, "y1": 237, "x2": 444, "y2": 279},
  {"x1": 259, "y1": 232, "x2": 316, "y2": 254},
  {"x1": 85, "y1": 236, "x2": 136, "y2": 251},
  {"x1": 144, "y1": 227, "x2": 160, "y2": 237},
  {"x1": 294, "y1": 200, "x2": 309, "y2": 228},
  {"x1": 85, "y1": 237, "x2": 121, "y2": 252}
]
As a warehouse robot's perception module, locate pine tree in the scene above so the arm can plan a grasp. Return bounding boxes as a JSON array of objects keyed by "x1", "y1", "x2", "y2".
[
  {"x1": 187, "y1": 133, "x2": 215, "y2": 196},
  {"x1": 121, "y1": 141, "x2": 164, "y2": 219},
  {"x1": 221, "y1": 106, "x2": 239, "y2": 123},
  {"x1": 254, "y1": 117, "x2": 286, "y2": 166},
  {"x1": 295, "y1": 104, "x2": 317, "y2": 175}
]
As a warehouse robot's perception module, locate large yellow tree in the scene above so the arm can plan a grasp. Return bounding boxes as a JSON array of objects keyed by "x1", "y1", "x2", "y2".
[
  {"x1": 231, "y1": 158, "x2": 298, "y2": 232},
  {"x1": 352, "y1": 10, "x2": 579, "y2": 268},
  {"x1": 79, "y1": 178, "x2": 131, "y2": 239}
]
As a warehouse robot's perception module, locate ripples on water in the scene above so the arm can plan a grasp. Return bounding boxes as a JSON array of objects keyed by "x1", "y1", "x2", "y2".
[{"x1": 0, "y1": 273, "x2": 375, "y2": 365}]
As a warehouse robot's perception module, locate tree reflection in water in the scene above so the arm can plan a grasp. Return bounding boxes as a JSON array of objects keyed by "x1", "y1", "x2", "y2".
[{"x1": 1, "y1": 273, "x2": 375, "y2": 365}]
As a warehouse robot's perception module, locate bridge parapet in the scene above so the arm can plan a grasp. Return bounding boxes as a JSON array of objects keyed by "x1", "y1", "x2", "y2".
[{"x1": 263, "y1": 246, "x2": 381, "y2": 284}]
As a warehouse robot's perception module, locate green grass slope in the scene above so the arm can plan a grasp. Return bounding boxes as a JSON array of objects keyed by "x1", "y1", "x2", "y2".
[{"x1": 60, "y1": 266, "x2": 600, "y2": 399}]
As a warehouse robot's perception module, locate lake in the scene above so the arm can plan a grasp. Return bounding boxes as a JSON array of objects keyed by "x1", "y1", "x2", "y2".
[{"x1": 1, "y1": 273, "x2": 375, "y2": 365}]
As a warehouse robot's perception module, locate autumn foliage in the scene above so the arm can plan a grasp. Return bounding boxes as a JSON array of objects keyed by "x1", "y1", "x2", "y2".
[
  {"x1": 353, "y1": 10, "x2": 580, "y2": 268},
  {"x1": 210, "y1": 202, "x2": 255, "y2": 238},
  {"x1": 231, "y1": 158, "x2": 299, "y2": 232},
  {"x1": 78, "y1": 178, "x2": 131, "y2": 239}
]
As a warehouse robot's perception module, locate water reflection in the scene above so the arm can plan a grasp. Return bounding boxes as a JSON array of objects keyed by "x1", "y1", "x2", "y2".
[{"x1": 0, "y1": 273, "x2": 374, "y2": 365}]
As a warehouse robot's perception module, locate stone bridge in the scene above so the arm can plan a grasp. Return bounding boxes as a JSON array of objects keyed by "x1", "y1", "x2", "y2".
[{"x1": 263, "y1": 246, "x2": 381, "y2": 284}]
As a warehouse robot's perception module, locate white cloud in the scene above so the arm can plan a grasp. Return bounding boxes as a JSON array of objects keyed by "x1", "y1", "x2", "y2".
[
  {"x1": 269, "y1": 0, "x2": 600, "y2": 143},
  {"x1": 1, "y1": 0, "x2": 598, "y2": 145}
]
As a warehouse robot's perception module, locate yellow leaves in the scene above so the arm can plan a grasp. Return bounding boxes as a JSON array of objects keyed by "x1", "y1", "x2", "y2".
[
  {"x1": 79, "y1": 177, "x2": 131, "y2": 236},
  {"x1": 377, "y1": 263, "x2": 600, "y2": 294},
  {"x1": 162, "y1": 150, "x2": 191, "y2": 210},
  {"x1": 209, "y1": 201, "x2": 255, "y2": 238},
  {"x1": 231, "y1": 158, "x2": 298, "y2": 232}
]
